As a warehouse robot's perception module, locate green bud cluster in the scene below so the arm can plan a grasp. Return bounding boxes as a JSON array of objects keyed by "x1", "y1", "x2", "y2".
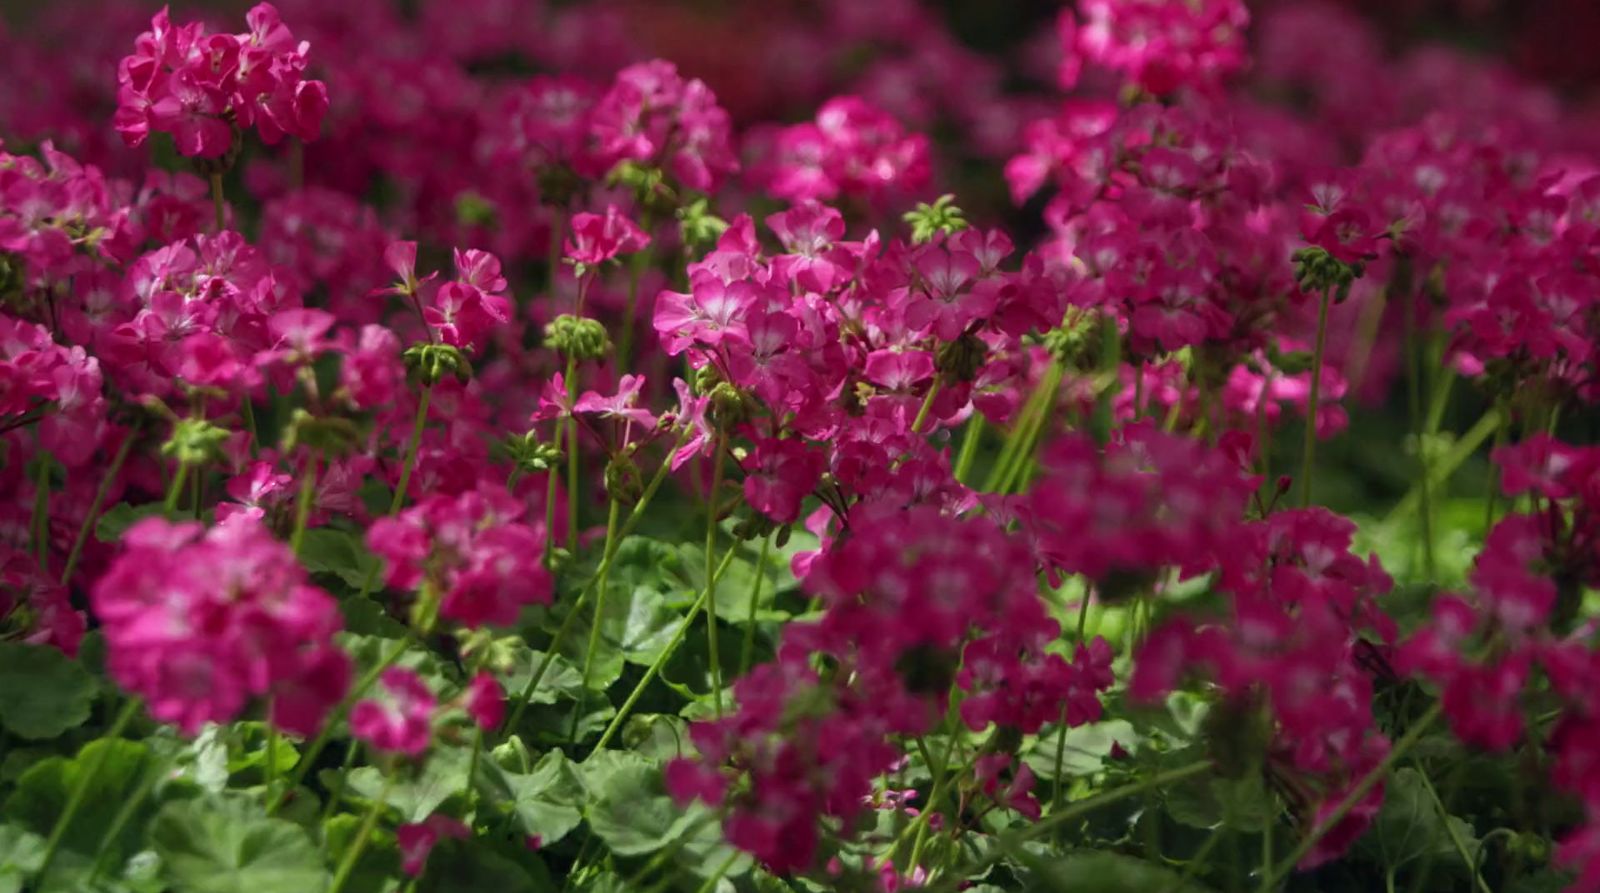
[
  {"x1": 161, "y1": 416, "x2": 230, "y2": 466},
  {"x1": 936, "y1": 331, "x2": 987, "y2": 383},
  {"x1": 403, "y1": 342, "x2": 473, "y2": 386},
  {"x1": 282, "y1": 408, "x2": 361, "y2": 456},
  {"x1": 677, "y1": 196, "x2": 728, "y2": 253},
  {"x1": 1292, "y1": 245, "x2": 1364, "y2": 296},
  {"x1": 503, "y1": 430, "x2": 562, "y2": 475},
  {"x1": 609, "y1": 160, "x2": 678, "y2": 217},
  {"x1": 903, "y1": 194, "x2": 969, "y2": 245},
  {"x1": 543, "y1": 314, "x2": 610, "y2": 362},
  {"x1": 603, "y1": 451, "x2": 643, "y2": 504},
  {"x1": 1041, "y1": 311, "x2": 1105, "y2": 371}
]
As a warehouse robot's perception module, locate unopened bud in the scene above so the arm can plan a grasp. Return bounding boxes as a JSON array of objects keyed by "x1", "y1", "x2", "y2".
[{"x1": 543, "y1": 315, "x2": 610, "y2": 362}]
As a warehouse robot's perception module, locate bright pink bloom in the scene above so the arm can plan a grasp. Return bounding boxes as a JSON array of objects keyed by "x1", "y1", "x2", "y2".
[
  {"x1": 463, "y1": 671, "x2": 505, "y2": 731},
  {"x1": 396, "y1": 814, "x2": 470, "y2": 876},
  {"x1": 90, "y1": 515, "x2": 350, "y2": 735},
  {"x1": 351, "y1": 667, "x2": 436, "y2": 757},
  {"x1": 564, "y1": 205, "x2": 650, "y2": 268}
]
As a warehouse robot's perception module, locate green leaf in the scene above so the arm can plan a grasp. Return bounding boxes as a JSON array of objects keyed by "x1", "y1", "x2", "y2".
[
  {"x1": 1163, "y1": 774, "x2": 1276, "y2": 833},
  {"x1": 677, "y1": 539, "x2": 791, "y2": 623},
  {"x1": 0, "y1": 642, "x2": 96, "y2": 740},
  {"x1": 298, "y1": 527, "x2": 382, "y2": 590},
  {"x1": 339, "y1": 596, "x2": 409, "y2": 638},
  {"x1": 337, "y1": 633, "x2": 452, "y2": 691},
  {"x1": 1023, "y1": 720, "x2": 1138, "y2": 779},
  {"x1": 94, "y1": 503, "x2": 170, "y2": 543},
  {"x1": 581, "y1": 751, "x2": 701, "y2": 856},
  {"x1": 319, "y1": 814, "x2": 398, "y2": 893},
  {"x1": 480, "y1": 750, "x2": 587, "y2": 847},
  {"x1": 554, "y1": 541, "x2": 683, "y2": 689},
  {"x1": 416, "y1": 838, "x2": 542, "y2": 893},
  {"x1": 4, "y1": 738, "x2": 157, "y2": 861},
  {"x1": 1358, "y1": 767, "x2": 1478, "y2": 875},
  {"x1": 223, "y1": 722, "x2": 300, "y2": 780},
  {"x1": 346, "y1": 745, "x2": 470, "y2": 823},
  {"x1": 617, "y1": 714, "x2": 692, "y2": 762},
  {"x1": 0, "y1": 823, "x2": 45, "y2": 893},
  {"x1": 502, "y1": 644, "x2": 585, "y2": 707},
  {"x1": 1018, "y1": 850, "x2": 1217, "y2": 892},
  {"x1": 149, "y1": 795, "x2": 330, "y2": 893}
]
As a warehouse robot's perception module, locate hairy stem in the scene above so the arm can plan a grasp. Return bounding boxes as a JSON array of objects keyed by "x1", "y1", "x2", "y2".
[
  {"x1": 35, "y1": 699, "x2": 142, "y2": 885},
  {"x1": 61, "y1": 430, "x2": 137, "y2": 585},
  {"x1": 593, "y1": 547, "x2": 737, "y2": 750},
  {"x1": 1300, "y1": 284, "x2": 1333, "y2": 507}
]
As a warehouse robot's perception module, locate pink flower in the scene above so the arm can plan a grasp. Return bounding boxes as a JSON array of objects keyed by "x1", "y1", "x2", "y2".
[
  {"x1": 564, "y1": 205, "x2": 650, "y2": 268},
  {"x1": 574, "y1": 374, "x2": 659, "y2": 431},
  {"x1": 351, "y1": 667, "x2": 436, "y2": 757},
  {"x1": 463, "y1": 671, "x2": 505, "y2": 732},
  {"x1": 589, "y1": 60, "x2": 738, "y2": 193},
  {"x1": 368, "y1": 488, "x2": 552, "y2": 628},
  {"x1": 396, "y1": 814, "x2": 470, "y2": 876},
  {"x1": 115, "y1": 4, "x2": 327, "y2": 158},
  {"x1": 743, "y1": 438, "x2": 825, "y2": 524},
  {"x1": 90, "y1": 515, "x2": 349, "y2": 735}
]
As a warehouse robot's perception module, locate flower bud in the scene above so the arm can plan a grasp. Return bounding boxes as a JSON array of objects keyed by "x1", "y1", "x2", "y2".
[
  {"x1": 936, "y1": 332, "x2": 987, "y2": 383},
  {"x1": 603, "y1": 452, "x2": 644, "y2": 504},
  {"x1": 542, "y1": 315, "x2": 610, "y2": 362},
  {"x1": 161, "y1": 416, "x2": 230, "y2": 466},
  {"x1": 403, "y1": 342, "x2": 473, "y2": 386},
  {"x1": 903, "y1": 194, "x2": 969, "y2": 245}
]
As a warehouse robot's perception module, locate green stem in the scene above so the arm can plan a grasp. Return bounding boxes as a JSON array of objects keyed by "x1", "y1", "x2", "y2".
[
  {"x1": 1264, "y1": 703, "x2": 1441, "y2": 887},
  {"x1": 289, "y1": 452, "x2": 319, "y2": 556},
  {"x1": 1383, "y1": 408, "x2": 1503, "y2": 526},
  {"x1": 163, "y1": 461, "x2": 189, "y2": 514},
  {"x1": 265, "y1": 717, "x2": 279, "y2": 800},
  {"x1": 390, "y1": 385, "x2": 432, "y2": 515},
  {"x1": 544, "y1": 426, "x2": 562, "y2": 568},
  {"x1": 462, "y1": 726, "x2": 483, "y2": 807},
  {"x1": 87, "y1": 755, "x2": 165, "y2": 881},
  {"x1": 269, "y1": 633, "x2": 415, "y2": 815},
  {"x1": 1051, "y1": 707, "x2": 1071, "y2": 815},
  {"x1": 242, "y1": 399, "x2": 259, "y2": 457},
  {"x1": 36, "y1": 699, "x2": 142, "y2": 885},
  {"x1": 506, "y1": 434, "x2": 689, "y2": 736},
  {"x1": 319, "y1": 739, "x2": 361, "y2": 822},
  {"x1": 705, "y1": 433, "x2": 727, "y2": 717},
  {"x1": 1162, "y1": 828, "x2": 1225, "y2": 893},
  {"x1": 738, "y1": 533, "x2": 771, "y2": 676},
  {"x1": 572, "y1": 498, "x2": 623, "y2": 742},
  {"x1": 1404, "y1": 292, "x2": 1434, "y2": 577},
  {"x1": 987, "y1": 362, "x2": 1063, "y2": 494},
  {"x1": 593, "y1": 548, "x2": 737, "y2": 751},
  {"x1": 210, "y1": 172, "x2": 225, "y2": 233},
  {"x1": 912, "y1": 379, "x2": 943, "y2": 434},
  {"x1": 1000, "y1": 364, "x2": 1063, "y2": 493},
  {"x1": 327, "y1": 772, "x2": 394, "y2": 893},
  {"x1": 1416, "y1": 764, "x2": 1494, "y2": 893},
  {"x1": 1259, "y1": 819, "x2": 1272, "y2": 893},
  {"x1": 547, "y1": 206, "x2": 568, "y2": 290},
  {"x1": 565, "y1": 356, "x2": 580, "y2": 550},
  {"x1": 1300, "y1": 285, "x2": 1333, "y2": 508},
  {"x1": 61, "y1": 430, "x2": 137, "y2": 585},
  {"x1": 893, "y1": 729, "x2": 962, "y2": 858},
  {"x1": 1485, "y1": 404, "x2": 1510, "y2": 532},
  {"x1": 617, "y1": 245, "x2": 652, "y2": 374},
  {"x1": 1020, "y1": 759, "x2": 1212, "y2": 843},
  {"x1": 692, "y1": 846, "x2": 740, "y2": 893},
  {"x1": 31, "y1": 455, "x2": 50, "y2": 573},
  {"x1": 348, "y1": 385, "x2": 434, "y2": 605},
  {"x1": 953, "y1": 415, "x2": 984, "y2": 484}
]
